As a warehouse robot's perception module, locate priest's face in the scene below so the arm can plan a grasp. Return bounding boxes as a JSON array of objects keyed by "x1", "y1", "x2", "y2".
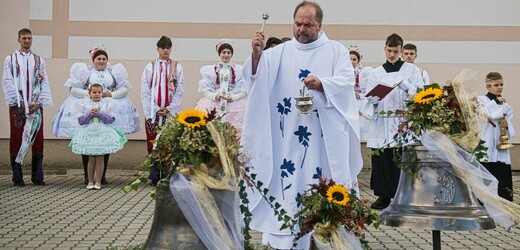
[
  {"x1": 293, "y1": 5, "x2": 322, "y2": 44},
  {"x1": 385, "y1": 46, "x2": 402, "y2": 64}
]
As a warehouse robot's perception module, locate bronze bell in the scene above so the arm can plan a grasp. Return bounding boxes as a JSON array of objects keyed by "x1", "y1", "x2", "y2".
[
  {"x1": 143, "y1": 181, "x2": 207, "y2": 250},
  {"x1": 381, "y1": 145, "x2": 496, "y2": 231}
]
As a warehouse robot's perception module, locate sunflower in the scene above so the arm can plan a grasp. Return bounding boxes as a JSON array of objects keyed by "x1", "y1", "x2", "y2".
[
  {"x1": 326, "y1": 184, "x2": 350, "y2": 206},
  {"x1": 413, "y1": 87, "x2": 443, "y2": 105},
  {"x1": 177, "y1": 109, "x2": 207, "y2": 128}
]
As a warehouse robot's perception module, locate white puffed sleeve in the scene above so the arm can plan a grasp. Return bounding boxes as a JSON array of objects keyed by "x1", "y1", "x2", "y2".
[
  {"x1": 64, "y1": 63, "x2": 89, "y2": 88},
  {"x1": 229, "y1": 63, "x2": 247, "y2": 102},
  {"x1": 109, "y1": 63, "x2": 130, "y2": 98},
  {"x1": 111, "y1": 63, "x2": 132, "y2": 89},
  {"x1": 140, "y1": 62, "x2": 155, "y2": 120},
  {"x1": 66, "y1": 63, "x2": 90, "y2": 98},
  {"x1": 198, "y1": 65, "x2": 218, "y2": 101}
]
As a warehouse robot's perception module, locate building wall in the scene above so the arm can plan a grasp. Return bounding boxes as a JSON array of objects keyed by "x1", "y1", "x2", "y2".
[{"x1": 1, "y1": 0, "x2": 520, "y2": 167}]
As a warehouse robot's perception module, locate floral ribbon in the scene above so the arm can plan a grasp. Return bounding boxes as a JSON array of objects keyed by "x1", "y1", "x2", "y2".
[{"x1": 15, "y1": 57, "x2": 43, "y2": 164}]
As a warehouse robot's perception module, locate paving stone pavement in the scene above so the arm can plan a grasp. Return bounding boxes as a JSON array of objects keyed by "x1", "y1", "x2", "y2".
[{"x1": 0, "y1": 169, "x2": 519, "y2": 250}]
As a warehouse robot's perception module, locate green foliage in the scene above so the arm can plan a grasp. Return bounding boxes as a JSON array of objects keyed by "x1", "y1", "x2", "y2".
[
  {"x1": 123, "y1": 109, "x2": 244, "y2": 198},
  {"x1": 240, "y1": 169, "x2": 300, "y2": 248},
  {"x1": 472, "y1": 139, "x2": 488, "y2": 162},
  {"x1": 372, "y1": 83, "x2": 487, "y2": 176}
]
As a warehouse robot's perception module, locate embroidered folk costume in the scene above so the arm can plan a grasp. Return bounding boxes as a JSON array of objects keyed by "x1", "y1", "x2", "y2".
[
  {"x1": 51, "y1": 46, "x2": 140, "y2": 185},
  {"x1": 141, "y1": 47, "x2": 184, "y2": 184},
  {"x1": 2, "y1": 49, "x2": 52, "y2": 186},
  {"x1": 69, "y1": 97, "x2": 127, "y2": 156},
  {"x1": 52, "y1": 60, "x2": 141, "y2": 136},
  {"x1": 195, "y1": 41, "x2": 247, "y2": 132}
]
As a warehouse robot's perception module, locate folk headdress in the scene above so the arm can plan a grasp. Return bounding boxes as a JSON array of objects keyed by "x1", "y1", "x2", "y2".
[
  {"x1": 215, "y1": 38, "x2": 234, "y2": 55},
  {"x1": 348, "y1": 44, "x2": 362, "y2": 61},
  {"x1": 89, "y1": 44, "x2": 108, "y2": 61}
]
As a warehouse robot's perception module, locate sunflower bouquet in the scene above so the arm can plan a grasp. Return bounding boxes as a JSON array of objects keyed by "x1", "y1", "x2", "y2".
[
  {"x1": 125, "y1": 108, "x2": 244, "y2": 194},
  {"x1": 385, "y1": 81, "x2": 486, "y2": 175},
  {"x1": 294, "y1": 177, "x2": 380, "y2": 249}
]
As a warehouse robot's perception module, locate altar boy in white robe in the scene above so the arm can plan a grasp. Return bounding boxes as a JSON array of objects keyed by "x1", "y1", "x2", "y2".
[
  {"x1": 241, "y1": 1, "x2": 363, "y2": 249},
  {"x1": 478, "y1": 72, "x2": 515, "y2": 201},
  {"x1": 365, "y1": 33, "x2": 424, "y2": 210}
]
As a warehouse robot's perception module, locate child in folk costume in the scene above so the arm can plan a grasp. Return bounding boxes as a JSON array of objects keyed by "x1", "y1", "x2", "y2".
[
  {"x1": 69, "y1": 83, "x2": 127, "y2": 190},
  {"x1": 195, "y1": 39, "x2": 247, "y2": 132},
  {"x1": 141, "y1": 36, "x2": 184, "y2": 185}
]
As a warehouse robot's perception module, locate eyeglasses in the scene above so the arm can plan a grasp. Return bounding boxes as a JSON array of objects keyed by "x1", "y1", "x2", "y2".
[{"x1": 491, "y1": 83, "x2": 504, "y2": 87}]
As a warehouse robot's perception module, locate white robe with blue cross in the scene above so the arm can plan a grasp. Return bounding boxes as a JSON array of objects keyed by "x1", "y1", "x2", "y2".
[{"x1": 241, "y1": 32, "x2": 363, "y2": 249}]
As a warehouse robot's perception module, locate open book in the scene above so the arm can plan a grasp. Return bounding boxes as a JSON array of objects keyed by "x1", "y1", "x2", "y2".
[{"x1": 365, "y1": 80, "x2": 403, "y2": 100}]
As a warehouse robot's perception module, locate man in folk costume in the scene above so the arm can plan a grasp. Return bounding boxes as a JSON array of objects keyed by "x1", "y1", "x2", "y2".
[
  {"x1": 141, "y1": 36, "x2": 184, "y2": 185},
  {"x1": 2, "y1": 28, "x2": 53, "y2": 186},
  {"x1": 365, "y1": 33, "x2": 424, "y2": 209},
  {"x1": 241, "y1": 1, "x2": 363, "y2": 248}
]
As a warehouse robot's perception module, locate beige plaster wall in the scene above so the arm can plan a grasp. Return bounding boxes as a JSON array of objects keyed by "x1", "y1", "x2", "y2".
[{"x1": 1, "y1": 0, "x2": 520, "y2": 170}]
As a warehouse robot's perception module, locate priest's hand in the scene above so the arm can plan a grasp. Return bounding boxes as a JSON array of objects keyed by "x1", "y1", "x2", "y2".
[
  {"x1": 252, "y1": 32, "x2": 265, "y2": 57},
  {"x1": 251, "y1": 32, "x2": 265, "y2": 75},
  {"x1": 303, "y1": 76, "x2": 324, "y2": 92}
]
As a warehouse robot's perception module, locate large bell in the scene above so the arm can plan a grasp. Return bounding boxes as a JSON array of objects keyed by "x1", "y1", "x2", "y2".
[
  {"x1": 381, "y1": 145, "x2": 496, "y2": 231},
  {"x1": 143, "y1": 181, "x2": 207, "y2": 250}
]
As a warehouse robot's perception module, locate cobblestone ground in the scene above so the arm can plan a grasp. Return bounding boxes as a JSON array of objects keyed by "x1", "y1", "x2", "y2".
[{"x1": 0, "y1": 169, "x2": 519, "y2": 249}]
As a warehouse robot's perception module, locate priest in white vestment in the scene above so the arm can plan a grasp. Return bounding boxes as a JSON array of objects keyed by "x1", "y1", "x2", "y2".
[{"x1": 241, "y1": 2, "x2": 363, "y2": 249}]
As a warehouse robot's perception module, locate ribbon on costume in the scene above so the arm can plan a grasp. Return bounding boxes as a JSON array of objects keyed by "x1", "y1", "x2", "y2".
[{"x1": 15, "y1": 58, "x2": 43, "y2": 164}]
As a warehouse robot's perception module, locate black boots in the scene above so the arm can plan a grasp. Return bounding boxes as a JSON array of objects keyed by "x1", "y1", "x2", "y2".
[
  {"x1": 11, "y1": 153, "x2": 45, "y2": 186},
  {"x1": 31, "y1": 153, "x2": 45, "y2": 185},
  {"x1": 11, "y1": 154, "x2": 25, "y2": 187}
]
